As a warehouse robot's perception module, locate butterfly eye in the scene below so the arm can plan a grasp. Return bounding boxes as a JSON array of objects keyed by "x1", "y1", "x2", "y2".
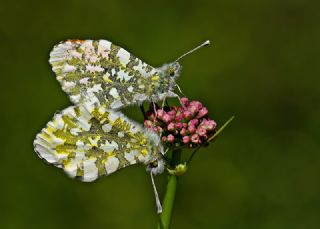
[
  {"x1": 150, "y1": 160, "x2": 158, "y2": 168},
  {"x1": 167, "y1": 67, "x2": 175, "y2": 77}
]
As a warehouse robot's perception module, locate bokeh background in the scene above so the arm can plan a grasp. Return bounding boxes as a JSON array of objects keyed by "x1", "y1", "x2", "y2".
[{"x1": 1, "y1": 0, "x2": 319, "y2": 228}]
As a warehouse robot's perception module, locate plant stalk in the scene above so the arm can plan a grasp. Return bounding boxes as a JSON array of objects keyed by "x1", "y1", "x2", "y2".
[{"x1": 158, "y1": 149, "x2": 181, "y2": 229}]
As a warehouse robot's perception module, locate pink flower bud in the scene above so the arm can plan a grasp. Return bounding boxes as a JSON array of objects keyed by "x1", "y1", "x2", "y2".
[
  {"x1": 196, "y1": 107, "x2": 208, "y2": 118},
  {"x1": 188, "y1": 119, "x2": 199, "y2": 126},
  {"x1": 201, "y1": 119, "x2": 216, "y2": 131},
  {"x1": 182, "y1": 136, "x2": 190, "y2": 144},
  {"x1": 162, "y1": 114, "x2": 173, "y2": 123},
  {"x1": 183, "y1": 110, "x2": 193, "y2": 119},
  {"x1": 189, "y1": 101, "x2": 203, "y2": 110},
  {"x1": 175, "y1": 114, "x2": 183, "y2": 122},
  {"x1": 180, "y1": 128, "x2": 187, "y2": 135},
  {"x1": 167, "y1": 134, "x2": 175, "y2": 143},
  {"x1": 168, "y1": 110, "x2": 177, "y2": 116},
  {"x1": 144, "y1": 120, "x2": 153, "y2": 128},
  {"x1": 145, "y1": 98, "x2": 215, "y2": 148},
  {"x1": 167, "y1": 122, "x2": 175, "y2": 131},
  {"x1": 191, "y1": 134, "x2": 200, "y2": 143},
  {"x1": 175, "y1": 123, "x2": 183, "y2": 129},
  {"x1": 188, "y1": 104, "x2": 199, "y2": 114},
  {"x1": 181, "y1": 97, "x2": 189, "y2": 106},
  {"x1": 157, "y1": 109, "x2": 165, "y2": 118},
  {"x1": 188, "y1": 125, "x2": 196, "y2": 133},
  {"x1": 196, "y1": 127, "x2": 207, "y2": 136}
]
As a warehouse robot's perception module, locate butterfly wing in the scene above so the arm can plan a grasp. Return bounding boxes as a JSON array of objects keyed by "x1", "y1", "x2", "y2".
[
  {"x1": 49, "y1": 40, "x2": 163, "y2": 109},
  {"x1": 33, "y1": 102, "x2": 162, "y2": 182}
]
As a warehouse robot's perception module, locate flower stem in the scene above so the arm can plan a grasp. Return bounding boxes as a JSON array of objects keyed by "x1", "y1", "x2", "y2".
[
  {"x1": 187, "y1": 116, "x2": 235, "y2": 165},
  {"x1": 158, "y1": 149, "x2": 181, "y2": 229}
]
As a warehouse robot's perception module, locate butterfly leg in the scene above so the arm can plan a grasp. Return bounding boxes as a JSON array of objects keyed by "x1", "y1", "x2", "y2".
[
  {"x1": 161, "y1": 97, "x2": 166, "y2": 109},
  {"x1": 152, "y1": 101, "x2": 157, "y2": 115},
  {"x1": 176, "y1": 84, "x2": 185, "y2": 96},
  {"x1": 176, "y1": 94, "x2": 183, "y2": 106},
  {"x1": 174, "y1": 84, "x2": 184, "y2": 106}
]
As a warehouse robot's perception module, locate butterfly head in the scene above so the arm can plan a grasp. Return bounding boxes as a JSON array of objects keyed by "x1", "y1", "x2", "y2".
[
  {"x1": 147, "y1": 158, "x2": 165, "y2": 175},
  {"x1": 165, "y1": 62, "x2": 182, "y2": 79},
  {"x1": 148, "y1": 142, "x2": 165, "y2": 175},
  {"x1": 157, "y1": 62, "x2": 182, "y2": 94}
]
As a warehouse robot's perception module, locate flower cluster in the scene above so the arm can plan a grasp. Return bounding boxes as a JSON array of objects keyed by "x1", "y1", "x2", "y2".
[{"x1": 144, "y1": 97, "x2": 217, "y2": 148}]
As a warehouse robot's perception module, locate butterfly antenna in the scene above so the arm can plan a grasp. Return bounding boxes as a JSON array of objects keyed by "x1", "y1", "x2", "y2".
[
  {"x1": 175, "y1": 40, "x2": 210, "y2": 62},
  {"x1": 150, "y1": 172, "x2": 163, "y2": 213}
]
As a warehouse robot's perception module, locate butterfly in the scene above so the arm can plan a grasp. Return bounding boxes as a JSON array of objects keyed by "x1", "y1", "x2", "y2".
[
  {"x1": 33, "y1": 101, "x2": 165, "y2": 182},
  {"x1": 35, "y1": 39, "x2": 210, "y2": 213},
  {"x1": 49, "y1": 39, "x2": 210, "y2": 109}
]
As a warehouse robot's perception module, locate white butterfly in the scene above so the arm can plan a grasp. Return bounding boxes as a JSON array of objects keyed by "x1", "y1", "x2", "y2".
[{"x1": 49, "y1": 39, "x2": 210, "y2": 109}]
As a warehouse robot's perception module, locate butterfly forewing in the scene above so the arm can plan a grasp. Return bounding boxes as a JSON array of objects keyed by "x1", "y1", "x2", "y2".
[
  {"x1": 33, "y1": 102, "x2": 162, "y2": 182},
  {"x1": 49, "y1": 40, "x2": 162, "y2": 109}
]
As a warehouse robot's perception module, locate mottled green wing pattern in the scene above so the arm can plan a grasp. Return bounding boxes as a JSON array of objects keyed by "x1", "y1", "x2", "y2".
[
  {"x1": 33, "y1": 102, "x2": 163, "y2": 182},
  {"x1": 49, "y1": 40, "x2": 164, "y2": 109}
]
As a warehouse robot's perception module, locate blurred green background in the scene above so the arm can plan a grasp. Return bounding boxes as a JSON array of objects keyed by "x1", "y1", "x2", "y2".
[{"x1": 1, "y1": 0, "x2": 319, "y2": 228}]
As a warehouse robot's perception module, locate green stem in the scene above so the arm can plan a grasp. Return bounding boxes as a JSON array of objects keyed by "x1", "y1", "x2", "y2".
[
  {"x1": 187, "y1": 116, "x2": 235, "y2": 165},
  {"x1": 207, "y1": 116, "x2": 235, "y2": 142},
  {"x1": 158, "y1": 149, "x2": 181, "y2": 229},
  {"x1": 157, "y1": 117, "x2": 234, "y2": 227}
]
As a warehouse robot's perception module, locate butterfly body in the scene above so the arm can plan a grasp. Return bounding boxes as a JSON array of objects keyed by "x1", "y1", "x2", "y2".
[{"x1": 50, "y1": 40, "x2": 181, "y2": 109}]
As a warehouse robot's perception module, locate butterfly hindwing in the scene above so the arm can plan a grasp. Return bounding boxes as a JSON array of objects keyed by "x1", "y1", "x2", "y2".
[
  {"x1": 33, "y1": 102, "x2": 163, "y2": 182},
  {"x1": 49, "y1": 40, "x2": 172, "y2": 109}
]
